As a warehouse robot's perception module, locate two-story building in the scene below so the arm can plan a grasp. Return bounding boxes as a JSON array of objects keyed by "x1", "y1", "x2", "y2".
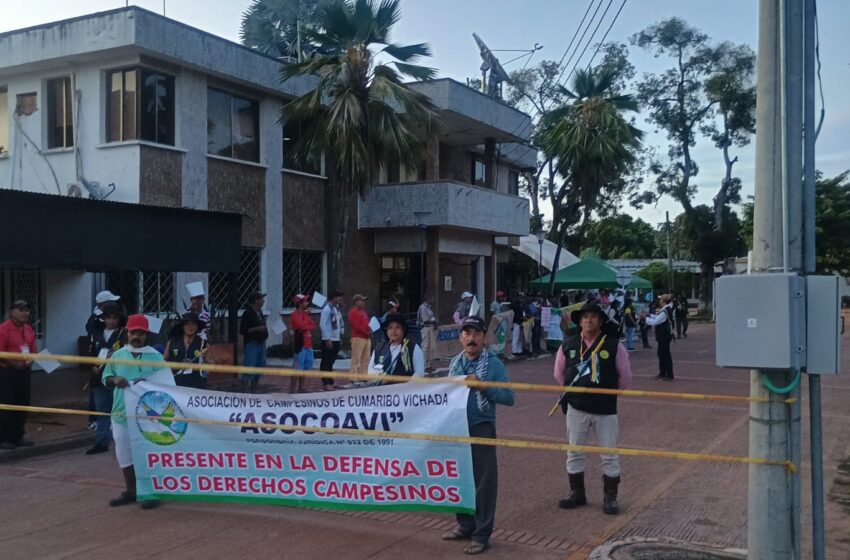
[{"x1": 0, "y1": 7, "x2": 533, "y2": 388}]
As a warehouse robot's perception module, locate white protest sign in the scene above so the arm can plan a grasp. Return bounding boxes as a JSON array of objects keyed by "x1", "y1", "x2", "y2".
[
  {"x1": 311, "y1": 292, "x2": 327, "y2": 308},
  {"x1": 369, "y1": 316, "x2": 382, "y2": 332},
  {"x1": 469, "y1": 296, "x2": 480, "y2": 317},
  {"x1": 271, "y1": 317, "x2": 287, "y2": 335},
  {"x1": 34, "y1": 350, "x2": 61, "y2": 374},
  {"x1": 145, "y1": 315, "x2": 163, "y2": 334},
  {"x1": 185, "y1": 281, "x2": 205, "y2": 298}
]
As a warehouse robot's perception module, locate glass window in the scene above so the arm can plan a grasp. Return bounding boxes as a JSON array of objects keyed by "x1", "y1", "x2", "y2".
[
  {"x1": 508, "y1": 170, "x2": 520, "y2": 196},
  {"x1": 0, "y1": 87, "x2": 8, "y2": 157},
  {"x1": 46, "y1": 77, "x2": 73, "y2": 149},
  {"x1": 472, "y1": 158, "x2": 487, "y2": 187},
  {"x1": 207, "y1": 88, "x2": 260, "y2": 163},
  {"x1": 283, "y1": 119, "x2": 323, "y2": 175},
  {"x1": 283, "y1": 251, "x2": 324, "y2": 306},
  {"x1": 106, "y1": 68, "x2": 174, "y2": 145}
]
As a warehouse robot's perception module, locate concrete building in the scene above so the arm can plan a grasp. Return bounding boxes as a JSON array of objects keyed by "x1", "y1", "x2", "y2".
[{"x1": 0, "y1": 7, "x2": 533, "y2": 385}]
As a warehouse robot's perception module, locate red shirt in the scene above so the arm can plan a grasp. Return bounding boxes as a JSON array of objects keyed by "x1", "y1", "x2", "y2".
[
  {"x1": 348, "y1": 308, "x2": 371, "y2": 339},
  {"x1": 0, "y1": 319, "x2": 38, "y2": 368},
  {"x1": 290, "y1": 309, "x2": 316, "y2": 349}
]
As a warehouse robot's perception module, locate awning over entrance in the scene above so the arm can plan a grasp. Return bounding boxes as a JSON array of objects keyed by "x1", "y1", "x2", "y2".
[
  {"x1": 0, "y1": 189, "x2": 242, "y2": 273},
  {"x1": 511, "y1": 235, "x2": 580, "y2": 271}
]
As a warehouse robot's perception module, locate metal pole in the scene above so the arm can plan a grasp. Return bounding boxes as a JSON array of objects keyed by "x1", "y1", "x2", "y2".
[
  {"x1": 749, "y1": 1, "x2": 802, "y2": 558},
  {"x1": 803, "y1": 0, "x2": 824, "y2": 557},
  {"x1": 665, "y1": 211, "x2": 674, "y2": 292}
]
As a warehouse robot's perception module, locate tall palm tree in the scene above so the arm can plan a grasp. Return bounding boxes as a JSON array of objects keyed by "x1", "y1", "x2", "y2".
[
  {"x1": 280, "y1": 0, "x2": 438, "y2": 289},
  {"x1": 240, "y1": 0, "x2": 329, "y2": 61},
  {"x1": 539, "y1": 67, "x2": 643, "y2": 294}
]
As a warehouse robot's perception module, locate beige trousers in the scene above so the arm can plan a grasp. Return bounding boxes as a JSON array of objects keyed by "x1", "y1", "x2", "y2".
[{"x1": 350, "y1": 337, "x2": 371, "y2": 374}]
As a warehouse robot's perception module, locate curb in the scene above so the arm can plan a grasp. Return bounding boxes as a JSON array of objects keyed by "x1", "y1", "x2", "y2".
[{"x1": 0, "y1": 432, "x2": 93, "y2": 465}]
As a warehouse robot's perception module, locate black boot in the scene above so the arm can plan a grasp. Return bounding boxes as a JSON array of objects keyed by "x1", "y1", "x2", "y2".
[
  {"x1": 109, "y1": 466, "x2": 137, "y2": 507},
  {"x1": 602, "y1": 475, "x2": 620, "y2": 515},
  {"x1": 558, "y1": 472, "x2": 587, "y2": 509}
]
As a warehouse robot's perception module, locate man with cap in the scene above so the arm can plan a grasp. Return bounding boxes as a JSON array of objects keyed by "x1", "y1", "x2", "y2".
[
  {"x1": 319, "y1": 290, "x2": 344, "y2": 390},
  {"x1": 290, "y1": 294, "x2": 316, "y2": 393},
  {"x1": 0, "y1": 300, "x2": 38, "y2": 450},
  {"x1": 442, "y1": 316, "x2": 514, "y2": 554},
  {"x1": 86, "y1": 302, "x2": 127, "y2": 455},
  {"x1": 553, "y1": 301, "x2": 633, "y2": 515},
  {"x1": 453, "y1": 292, "x2": 474, "y2": 325},
  {"x1": 86, "y1": 290, "x2": 122, "y2": 337},
  {"x1": 367, "y1": 313, "x2": 424, "y2": 381},
  {"x1": 185, "y1": 282, "x2": 211, "y2": 340},
  {"x1": 646, "y1": 293, "x2": 675, "y2": 380},
  {"x1": 348, "y1": 294, "x2": 372, "y2": 377},
  {"x1": 416, "y1": 294, "x2": 438, "y2": 371},
  {"x1": 101, "y1": 314, "x2": 169, "y2": 509},
  {"x1": 163, "y1": 312, "x2": 208, "y2": 389},
  {"x1": 240, "y1": 292, "x2": 268, "y2": 393}
]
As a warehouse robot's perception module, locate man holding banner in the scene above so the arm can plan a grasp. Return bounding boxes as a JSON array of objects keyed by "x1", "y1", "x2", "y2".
[{"x1": 443, "y1": 316, "x2": 514, "y2": 555}]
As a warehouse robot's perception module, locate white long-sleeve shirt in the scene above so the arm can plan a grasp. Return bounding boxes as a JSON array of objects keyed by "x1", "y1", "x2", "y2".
[
  {"x1": 320, "y1": 303, "x2": 343, "y2": 341},
  {"x1": 645, "y1": 304, "x2": 673, "y2": 326},
  {"x1": 368, "y1": 343, "x2": 425, "y2": 377}
]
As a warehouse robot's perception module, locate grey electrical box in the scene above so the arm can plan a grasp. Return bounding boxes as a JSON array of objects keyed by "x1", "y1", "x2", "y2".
[
  {"x1": 715, "y1": 273, "x2": 806, "y2": 369},
  {"x1": 806, "y1": 276, "x2": 842, "y2": 374}
]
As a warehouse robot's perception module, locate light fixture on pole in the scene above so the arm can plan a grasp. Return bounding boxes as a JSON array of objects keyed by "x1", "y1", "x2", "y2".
[{"x1": 534, "y1": 229, "x2": 546, "y2": 284}]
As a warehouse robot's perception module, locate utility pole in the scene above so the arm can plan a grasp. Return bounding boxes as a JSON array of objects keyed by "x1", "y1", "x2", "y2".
[
  {"x1": 665, "y1": 211, "x2": 674, "y2": 292},
  {"x1": 748, "y1": 0, "x2": 802, "y2": 558}
]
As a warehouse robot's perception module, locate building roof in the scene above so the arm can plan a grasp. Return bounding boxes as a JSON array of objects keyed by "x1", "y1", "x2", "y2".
[{"x1": 0, "y1": 6, "x2": 317, "y2": 99}]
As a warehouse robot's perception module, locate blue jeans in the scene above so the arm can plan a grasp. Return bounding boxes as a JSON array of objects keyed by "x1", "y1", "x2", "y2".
[
  {"x1": 91, "y1": 386, "x2": 113, "y2": 446},
  {"x1": 242, "y1": 342, "x2": 266, "y2": 381},
  {"x1": 296, "y1": 348, "x2": 314, "y2": 371},
  {"x1": 625, "y1": 327, "x2": 636, "y2": 350}
]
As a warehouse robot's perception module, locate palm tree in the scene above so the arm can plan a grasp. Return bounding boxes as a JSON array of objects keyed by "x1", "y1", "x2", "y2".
[
  {"x1": 539, "y1": 67, "x2": 643, "y2": 295},
  {"x1": 280, "y1": 0, "x2": 439, "y2": 289},
  {"x1": 240, "y1": 0, "x2": 329, "y2": 61}
]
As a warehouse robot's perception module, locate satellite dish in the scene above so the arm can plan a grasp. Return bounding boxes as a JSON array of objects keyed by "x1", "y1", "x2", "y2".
[{"x1": 473, "y1": 33, "x2": 512, "y2": 99}]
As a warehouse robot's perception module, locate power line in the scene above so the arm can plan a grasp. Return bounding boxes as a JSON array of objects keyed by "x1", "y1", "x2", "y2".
[
  {"x1": 561, "y1": 0, "x2": 615, "y2": 87},
  {"x1": 555, "y1": 0, "x2": 605, "y2": 86},
  {"x1": 584, "y1": 0, "x2": 628, "y2": 70},
  {"x1": 555, "y1": 0, "x2": 597, "y2": 73}
]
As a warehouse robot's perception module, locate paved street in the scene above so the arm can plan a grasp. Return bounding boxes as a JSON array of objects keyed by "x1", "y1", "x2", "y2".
[{"x1": 2, "y1": 323, "x2": 849, "y2": 559}]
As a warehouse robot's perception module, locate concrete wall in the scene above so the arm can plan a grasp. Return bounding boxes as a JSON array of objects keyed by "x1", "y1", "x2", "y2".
[
  {"x1": 282, "y1": 171, "x2": 326, "y2": 251},
  {"x1": 207, "y1": 158, "x2": 267, "y2": 247},
  {"x1": 437, "y1": 254, "x2": 476, "y2": 322},
  {"x1": 42, "y1": 270, "x2": 92, "y2": 357}
]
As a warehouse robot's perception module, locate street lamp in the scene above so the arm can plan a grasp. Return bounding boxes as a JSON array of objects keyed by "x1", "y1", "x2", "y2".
[
  {"x1": 413, "y1": 211, "x2": 432, "y2": 307},
  {"x1": 534, "y1": 228, "x2": 546, "y2": 283}
]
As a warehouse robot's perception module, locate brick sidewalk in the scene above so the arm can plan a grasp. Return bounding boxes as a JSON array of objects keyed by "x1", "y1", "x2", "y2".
[{"x1": 1, "y1": 322, "x2": 848, "y2": 559}]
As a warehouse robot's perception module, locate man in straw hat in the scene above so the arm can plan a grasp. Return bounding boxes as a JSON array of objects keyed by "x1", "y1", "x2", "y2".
[{"x1": 553, "y1": 301, "x2": 633, "y2": 515}]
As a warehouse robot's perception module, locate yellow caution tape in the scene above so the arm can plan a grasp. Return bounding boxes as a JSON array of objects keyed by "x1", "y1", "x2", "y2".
[
  {"x1": 0, "y1": 403, "x2": 796, "y2": 473},
  {"x1": 0, "y1": 351, "x2": 796, "y2": 405}
]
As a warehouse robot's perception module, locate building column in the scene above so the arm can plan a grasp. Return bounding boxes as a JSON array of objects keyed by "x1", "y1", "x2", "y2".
[
  {"x1": 425, "y1": 134, "x2": 440, "y2": 180},
  {"x1": 175, "y1": 69, "x2": 210, "y2": 312},
  {"x1": 475, "y1": 256, "x2": 485, "y2": 316},
  {"x1": 261, "y1": 97, "x2": 284, "y2": 342},
  {"x1": 484, "y1": 137, "x2": 496, "y2": 188},
  {"x1": 484, "y1": 242, "x2": 496, "y2": 317},
  {"x1": 426, "y1": 228, "x2": 441, "y2": 322}
]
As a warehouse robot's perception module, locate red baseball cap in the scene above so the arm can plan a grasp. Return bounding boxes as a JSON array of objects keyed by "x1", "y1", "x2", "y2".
[
  {"x1": 126, "y1": 314, "x2": 150, "y2": 332},
  {"x1": 292, "y1": 294, "x2": 310, "y2": 305}
]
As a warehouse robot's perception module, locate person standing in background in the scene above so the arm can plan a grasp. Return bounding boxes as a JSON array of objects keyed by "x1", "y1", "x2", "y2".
[
  {"x1": 289, "y1": 294, "x2": 316, "y2": 393},
  {"x1": 417, "y1": 294, "x2": 438, "y2": 371},
  {"x1": 319, "y1": 291, "x2": 344, "y2": 390},
  {"x1": 239, "y1": 292, "x2": 268, "y2": 393},
  {"x1": 0, "y1": 300, "x2": 38, "y2": 450},
  {"x1": 348, "y1": 294, "x2": 372, "y2": 377}
]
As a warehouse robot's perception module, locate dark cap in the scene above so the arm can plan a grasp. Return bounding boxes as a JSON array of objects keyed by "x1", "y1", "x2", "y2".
[
  {"x1": 383, "y1": 313, "x2": 407, "y2": 330},
  {"x1": 247, "y1": 292, "x2": 267, "y2": 304},
  {"x1": 100, "y1": 302, "x2": 125, "y2": 317},
  {"x1": 460, "y1": 315, "x2": 487, "y2": 333},
  {"x1": 329, "y1": 290, "x2": 344, "y2": 299},
  {"x1": 570, "y1": 302, "x2": 609, "y2": 326},
  {"x1": 10, "y1": 299, "x2": 30, "y2": 311}
]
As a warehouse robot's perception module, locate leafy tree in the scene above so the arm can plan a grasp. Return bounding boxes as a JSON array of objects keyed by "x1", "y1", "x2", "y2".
[
  {"x1": 537, "y1": 66, "x2": 644, "y2": 295},
  {"x1": 740, "y1": 173, "x2": 850, "y2": 276},
  {"x1": 636, "y1": 262, "x2": 695, "y2": 294},
  {"x1": 280, "y1": 0, "x2": 438, "y2": 288},
  {"x1": 584, "y1": 215, "x2": 656, "y2": 259},
  {"x1": 632, "y1": 18, "x2": 755, "y2": 304},
  {"x1": 240, "y1": 0, "x2": 330, "y2": 61}
]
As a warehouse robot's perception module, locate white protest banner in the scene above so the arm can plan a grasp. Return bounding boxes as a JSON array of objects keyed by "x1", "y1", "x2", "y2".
[{"x1": 124, "y1": 381, "x2": 475, "y2": 514}]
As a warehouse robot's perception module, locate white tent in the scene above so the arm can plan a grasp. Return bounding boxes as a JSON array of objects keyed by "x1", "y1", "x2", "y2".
[{"x1": 512, "y1": 235, "x2": 580, "y2": 272}]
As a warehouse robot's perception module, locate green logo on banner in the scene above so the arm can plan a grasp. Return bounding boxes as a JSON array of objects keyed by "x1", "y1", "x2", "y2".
[{"x1": 135, "y1": 391, "x2": 188, "y2": 446}]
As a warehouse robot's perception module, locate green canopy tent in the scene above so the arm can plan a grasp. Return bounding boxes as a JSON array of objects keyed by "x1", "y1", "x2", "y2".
[{"x1": 529, "y1": 257, "x2": 652, "y2": 290}]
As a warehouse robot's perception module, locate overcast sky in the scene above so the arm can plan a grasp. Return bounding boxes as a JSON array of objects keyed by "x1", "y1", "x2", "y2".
[{"x1": 3, "y1": 0, "x2": 848, "y2": 228}]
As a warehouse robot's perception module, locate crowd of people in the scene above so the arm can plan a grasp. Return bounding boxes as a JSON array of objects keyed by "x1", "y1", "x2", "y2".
[{"x1": 0, "y1": 282, "x2": 695, "y2": 555}]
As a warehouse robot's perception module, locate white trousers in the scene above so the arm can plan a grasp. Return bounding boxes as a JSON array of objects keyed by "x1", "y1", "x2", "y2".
[
  {"x1": 566, "y1": 405, "x2": 620, "y2": 477},
  {"x1": 512, "y1": 324, "x2": 522, "y2": 353},
  {"x1": 113, "y1": 422, "x2": 134, "y2": 468}
]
